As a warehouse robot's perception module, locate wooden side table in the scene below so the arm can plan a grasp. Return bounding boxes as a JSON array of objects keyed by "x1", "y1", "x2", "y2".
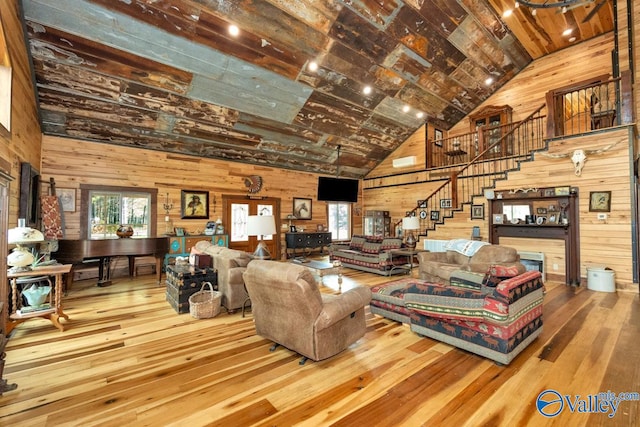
[
  {"x1": 7, "y1": 264, "x2": 72, "y2": 334},
  {"x1": 388, "y1": 249, "x2": 428, "y2": 275}
]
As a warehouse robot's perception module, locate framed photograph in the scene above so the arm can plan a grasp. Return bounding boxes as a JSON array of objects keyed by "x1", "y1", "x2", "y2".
[
  {"x1": 440, "y1": 198, "x2": 452, "y2": 209},
  {"x1": 493, "y1": 214, "x2": 504, "y2": 224},
  {"x1": 58, "y1": 188, "x2": 76, "y2": 212},
  {"x1": 293, "y1": 197, "x2": 312, "y2": 220},
  {"x1": 434, "y1": 129, "x2": 443, "y2": 147},
  {"x1": 536, "y1": 207, "x2": 547, "y2": 215},
  {"x1": 430, "y1": 210, "x2": 440, "y2": 221},
  {"x1": 555, "y1": 186, "x2": 571, "y2": 196},
  {"x1": 174, "y1": 227, "x2": 185, "y2": 236},
  {"x1": 181, "y1": 190, "x2": 209, "y2": 219},
  {"x1": 544, "y1": 188, "x2": 556, "y2": 197},
  {"x1": 589, "y1": 191, "x2": 611, "y2": 212},
  {"x1": 471, "y1": 204, "x2": 484, "y2": 220},
  {"x1": 419, "y1": 210, "x2": 427, "y2": 219},
  {"x1": 418, "y1": 199, "x2": 427, "y2": 208}
]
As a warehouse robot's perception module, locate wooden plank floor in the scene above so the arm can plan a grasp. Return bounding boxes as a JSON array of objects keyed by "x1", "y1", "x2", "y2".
[{"x1": 1, "y1": 260, "x2": 638, "y2": 426}]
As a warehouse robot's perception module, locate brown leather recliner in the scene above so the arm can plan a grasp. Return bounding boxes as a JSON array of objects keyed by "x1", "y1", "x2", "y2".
[{"x1": 242, "y1": 260, "x2": 371, "y2": 364}]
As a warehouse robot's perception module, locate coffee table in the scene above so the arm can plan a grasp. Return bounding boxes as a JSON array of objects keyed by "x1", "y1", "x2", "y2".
[{"x1": 292, "y1": 259, "x2": 343, "y2": 286}]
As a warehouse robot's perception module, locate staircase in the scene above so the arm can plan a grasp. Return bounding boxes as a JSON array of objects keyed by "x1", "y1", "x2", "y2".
[{"x1": 407, "y1": 105, "x2": 547, "y2": 237}]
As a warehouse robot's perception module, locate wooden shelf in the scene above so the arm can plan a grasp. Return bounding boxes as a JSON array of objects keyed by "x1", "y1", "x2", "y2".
[{"x1": 489, "y1": 186, "x2": 580, "y2": 286}]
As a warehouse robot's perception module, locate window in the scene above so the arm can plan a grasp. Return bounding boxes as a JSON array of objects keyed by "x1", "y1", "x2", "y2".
[
  {"x1": 80, "y1": 185, "x2": 158, "y2": 239},
  {"x1": 89, "y1": 190, "x2": 151, "y2": 239},
  {"x1": 327, "y1": 202, "x2": 351, "y2": 241}
]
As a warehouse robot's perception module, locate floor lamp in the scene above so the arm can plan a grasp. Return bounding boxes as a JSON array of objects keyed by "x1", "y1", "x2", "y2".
[{"x1": 247, "y1": 215, "x2": 276, "y2": 260}]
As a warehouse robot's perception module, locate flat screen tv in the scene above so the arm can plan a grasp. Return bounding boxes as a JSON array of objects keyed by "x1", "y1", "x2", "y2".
[{"x1": 317, "y1": 176, "x2": 359, "y2": 202}]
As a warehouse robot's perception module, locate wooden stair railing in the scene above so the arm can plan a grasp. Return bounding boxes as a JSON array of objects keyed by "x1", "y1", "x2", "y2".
[{"x1": 397, "y1": 104, "x2": 547, "y2": 235}]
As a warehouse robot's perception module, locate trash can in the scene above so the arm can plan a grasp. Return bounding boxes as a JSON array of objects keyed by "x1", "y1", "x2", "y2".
[{"x1": 586, "y1": 265, "x2": 616, "y2": 292}]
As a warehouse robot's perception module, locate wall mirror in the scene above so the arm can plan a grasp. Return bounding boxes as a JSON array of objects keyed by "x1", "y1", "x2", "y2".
[{"x1": 19, "y1": 162, "x2": 40, "y2": 228}]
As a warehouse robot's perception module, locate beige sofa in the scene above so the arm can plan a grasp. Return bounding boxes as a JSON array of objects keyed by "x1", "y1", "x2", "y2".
[
  {"x1": 418, "y1": 239, "x2": 525, "y2": 286},
  {"x1": 243, "y1": 260, "x2": 371, "y2": 364},
  {"x1": 194, "y1": 241, "x2": 252, "y2": 312}
]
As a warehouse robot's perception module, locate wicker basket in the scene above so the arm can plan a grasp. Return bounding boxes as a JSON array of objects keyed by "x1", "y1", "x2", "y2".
[{"x1": 189, "y1": 282, "x2": 221, "y2": 319}]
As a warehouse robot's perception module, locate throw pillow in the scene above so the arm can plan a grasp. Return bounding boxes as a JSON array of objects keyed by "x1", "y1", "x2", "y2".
[{"x1": 482, "y1": 264, "x2": 520, "y2": 287}]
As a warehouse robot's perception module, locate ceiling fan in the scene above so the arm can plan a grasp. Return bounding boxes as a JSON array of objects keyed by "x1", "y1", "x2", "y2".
[{"x1": 517, "y1": 0, "x2": 608, "y2": 23}]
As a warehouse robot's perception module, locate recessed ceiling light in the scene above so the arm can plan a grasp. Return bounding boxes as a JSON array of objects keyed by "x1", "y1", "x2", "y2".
[
  {"x1": 563, "y1": 28, "x2": 573, "y2": 36},
  {"x1": 363, "y1": 85, "x2": 372, "y2": 95},
  {"x1": 229, "y1": 25, "x2": 240, "y2": 37},
  {"x1": 503, "y1": 9, "x2": 513, "y2": 18},
  {"x1": 569, "y1": 36, "x2": 576, "y2": 43},
  {"x1": 308, "y1": 61, "x2": 318, "y2": 72},
  {"x1": 402, "y1": 105, "x2": 410, "y2": 113},
  {"x1": 485, "y1": 77, "x2": 494, "y2": 86},
  {"x1": 416, "y1": 112, "x2": 424, "y2": 119}
]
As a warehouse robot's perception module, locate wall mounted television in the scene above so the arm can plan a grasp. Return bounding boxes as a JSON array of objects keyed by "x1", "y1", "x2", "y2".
[{"x1": 317, "y1": 176, "x2": 359, "y2": 202}]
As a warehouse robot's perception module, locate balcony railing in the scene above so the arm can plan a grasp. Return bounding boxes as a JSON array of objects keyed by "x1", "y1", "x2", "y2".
[
  {"x1": 546, "y1": 71, "x2": 632, "y2": 138},
  {"x1": 428, "y1": 114, "x2": 546, "y2": 169}
]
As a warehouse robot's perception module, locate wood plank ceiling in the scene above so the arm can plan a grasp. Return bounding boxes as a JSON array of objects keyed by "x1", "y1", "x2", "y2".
[{"x1": 20, "y1": 0, "x2": 614, "y2": 178}]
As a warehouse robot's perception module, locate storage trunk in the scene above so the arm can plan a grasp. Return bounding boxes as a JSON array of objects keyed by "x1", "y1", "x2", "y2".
[{"x1": 165, "y1": 265, "x2": 218, "y2": 314}]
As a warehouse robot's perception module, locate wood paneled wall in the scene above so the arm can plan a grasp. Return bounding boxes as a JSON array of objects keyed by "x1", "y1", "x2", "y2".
[
  {"x1": 40, "y1": 135, "x2": 363, "y2": 259},
  {"x1": 364, "y1": 33, "x2": 638, "y2": 291},
  {"x1": 0, "y1": 0, "x2": 42, "y2": 224}
]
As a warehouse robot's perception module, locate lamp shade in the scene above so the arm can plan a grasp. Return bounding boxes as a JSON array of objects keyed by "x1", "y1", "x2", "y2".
[
  {"x1": 402, "y1": 216, "x2": 420, "y2": 230},
  {"x1": 8, "y1": 219, "x2": 44, "y2": 244},
  {"x1": 247, "y1": 215, "x2": 276, "y2": 237}
]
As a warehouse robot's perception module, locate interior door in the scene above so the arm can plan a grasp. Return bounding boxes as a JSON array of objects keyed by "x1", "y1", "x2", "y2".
[{"x1": 223, "y1": 197, "x2": 280, "y2": 258}]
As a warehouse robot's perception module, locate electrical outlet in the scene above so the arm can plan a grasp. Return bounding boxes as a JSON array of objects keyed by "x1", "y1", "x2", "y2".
[
  {"x1": 553, "y1": 263, "x2": 559, "y2": 271},
  {"x1": 597, "y1": 213, "x2": 608, "y2": 220}
]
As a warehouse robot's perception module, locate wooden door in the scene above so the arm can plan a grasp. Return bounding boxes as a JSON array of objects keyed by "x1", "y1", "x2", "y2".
[{"x1": 223, "y1": 196, "x2": 280, "y2": 258}]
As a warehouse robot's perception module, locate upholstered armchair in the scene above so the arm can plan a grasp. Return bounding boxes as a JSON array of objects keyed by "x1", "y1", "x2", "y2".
[{"x1": 242, "y1": 260, "x2": 372, "y2": 364}]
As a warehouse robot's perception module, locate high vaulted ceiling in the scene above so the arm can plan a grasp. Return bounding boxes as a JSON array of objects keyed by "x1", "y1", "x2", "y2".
[{"x1": 20, "y1": 0, "x2": 613, "y2": 178}]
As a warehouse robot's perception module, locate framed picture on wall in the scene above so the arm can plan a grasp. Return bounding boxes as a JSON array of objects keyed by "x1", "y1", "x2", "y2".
[
  {"x1": 434, "y1": 129, "x2": 443, "y2": 147},
  {"x1": 293, "y1": 197, "x2": 312, "y2": 220},
  {"x1": 589, "y1": 191, "x2": 611, "y2": 212},
  {"x1": 58, "y1": 188, "x2": 76, "y2": 212},
  {"x1": 471, "y1": 204, "x2": 484, "y2": 220},
  {"x1": 181, "y1": 190, "x2": 209, "y2": 219}
]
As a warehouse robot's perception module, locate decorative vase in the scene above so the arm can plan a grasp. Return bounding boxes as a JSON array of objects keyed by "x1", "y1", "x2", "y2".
[
  {"x1": 23, "y1": 284, "x2": 51, "y2": 307},
  {"x1": 116, "y1": 225, "x2": 134, "y2": 238}
]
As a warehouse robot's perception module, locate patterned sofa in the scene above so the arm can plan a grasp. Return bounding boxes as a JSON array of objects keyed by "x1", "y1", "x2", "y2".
[
  {"x1": 370, "y1": 268, "x2": 544, "y2": 365},
  {"x1": 329, "y1": 235, "x2": 410, "y2": 275}
]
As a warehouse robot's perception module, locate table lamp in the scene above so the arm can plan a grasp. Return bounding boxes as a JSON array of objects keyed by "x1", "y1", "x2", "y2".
[
  {"x1": 402, "y1": 216, "x2": 420, "y2": 250},
  {"x1": 7, "y1": 218, "x2": 45, "y2": 272},
  {"x1": 247, "y1": 215, "x2": 276, "y2": 260}
]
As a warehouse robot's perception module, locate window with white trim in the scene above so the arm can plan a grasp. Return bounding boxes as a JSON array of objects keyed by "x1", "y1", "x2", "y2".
[{"x1": 327, "y1": 202, "x2": 351, "y2": 241}]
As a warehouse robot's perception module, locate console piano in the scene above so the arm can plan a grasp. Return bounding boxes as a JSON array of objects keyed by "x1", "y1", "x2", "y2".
[{"x1": 55, "y1": 238, "x2": 168, "y2": 286}]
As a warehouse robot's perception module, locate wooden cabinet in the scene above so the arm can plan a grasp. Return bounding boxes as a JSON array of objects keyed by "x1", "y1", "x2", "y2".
[
  {"x1": 469, "y1": 105, "x2": 513, "y2": 156},
  {"x1": 363, "y1": 210, "x2": 390, "y2": 236},
  {"x1": 285, "y1": 232, "x2": 332, "y2": 259},
  {"x1": 488, "y1": 186, "x2": 580, "y2": 285},
  {"x1": 165, "y1": 234, "x2": 228, "y2": 267}
]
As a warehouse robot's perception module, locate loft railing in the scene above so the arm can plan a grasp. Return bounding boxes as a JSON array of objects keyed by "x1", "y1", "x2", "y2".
[
  {"x1": 400, "y1": 105, "x2": 547, "y2": 233},
  {"x1": 546, "y1": 71, "x2": 632, "y2": 138}
]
